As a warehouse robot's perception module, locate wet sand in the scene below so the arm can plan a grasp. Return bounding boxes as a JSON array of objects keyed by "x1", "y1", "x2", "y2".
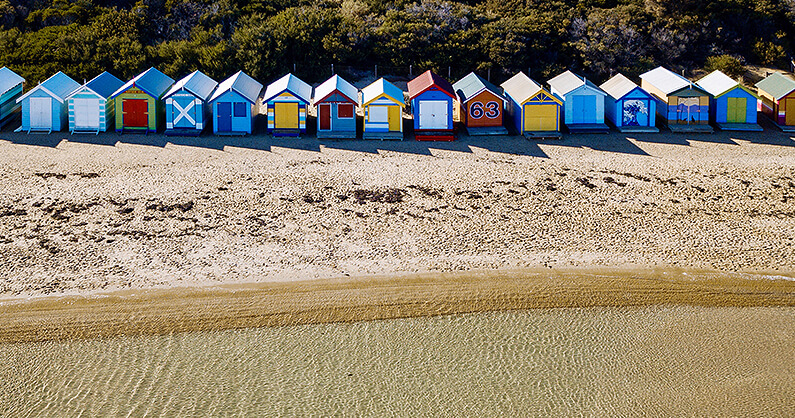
[{"x1": 2, "y1": 268, "x2": 794, "y2": 343}]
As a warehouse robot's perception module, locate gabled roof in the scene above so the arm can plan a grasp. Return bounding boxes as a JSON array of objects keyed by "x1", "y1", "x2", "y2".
[
  {"x1": 111, "y1": 67, "x2": 175, "y2": 99},
  {"x1": 361, "y1": 78, "x2": 404, "y2": 106},
  {"x1": 600, "y1": 73, "x2": 645, "y2": 100},
  {"x1": 0, "y1": 66, "x2": 24, "y2": 96},
  {"x1": 755, "y1": 72, "x2": 795, "y2": 100},
  {"x1": 501, "y1": 72, "x2": 558, "y2": 105},
  {"x1": 209, "y1": 71, "x2": 263, "y2": 104},
  {"x1": 694, "y1": 70, "x2": 756, "y2": 98},
  {"x1": 407, "y1": 70, "x2": 455, "y2": 100},
  {"x1": 547, "y1": 70, "x2": 605, "y2": 96},
  {"x1": 164, "y1": 70, "x2": 218, "y2": 101},
  {"x1": 639, "y1": 67, "x2": 693, "y2": 95},
  {"x1": 313, "y1": 75, "x2": 358, "y2": 104},
  {"x1": 66, "y1": 71, "x2": 124, "y2": 100},
  {"x1": 453, "y1": 72, "x2": 505, "y2": 103},
  {"x1": 17, "y1": 71, "x2": 80, "y2": 104},
  {"x1": 261, "y1": 73, "x2": 311, "y2": 104}
]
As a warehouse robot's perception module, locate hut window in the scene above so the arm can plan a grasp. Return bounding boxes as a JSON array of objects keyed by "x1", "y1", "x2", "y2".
[
  {"x1": 234, "y1": 102, "x2": 247, "y2": 117},
  {"x1": 338, "y1": 104, "x2": 354, "y2": 118}
]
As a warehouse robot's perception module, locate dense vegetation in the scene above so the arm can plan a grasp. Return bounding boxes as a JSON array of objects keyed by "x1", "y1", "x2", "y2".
[{"x1": 0, "y1": 0, "x2": 793, "y2": 85}]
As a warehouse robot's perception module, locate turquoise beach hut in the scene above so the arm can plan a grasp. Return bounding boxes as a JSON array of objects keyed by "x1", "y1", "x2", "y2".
[
  {"x1": 695, "y1": 70, "x2": 761, "y2": 131},
  {"x1": 501, "y1": 72, "x2": 562, "y2": 139},
  {"x1": 65, "y1": 71, "x2": 124, "y2": 134},
  {"x1": 600, "y1": 73, "x2": 658, "y2": 133},
  {"x1": 163, "y1": 70, "x2": 218, "y2": 136},
  {"x1": 547, "y1": 70, "x2": 608, "y2": 133},
  {"x1": 0, "y1": 67, "x2": 24, "y2": 128},
  {"x1": 16, "y1": 71, "x2": 80, "y2": 133},
  {"x1": 208, "y1": 71, "x2": 262, "y2": 136},
  {"x1": 261, "y1": 73, "x2": 312, "y2": 137},
  {"x1": 313, "y1": 75, "x2": 358, "y2": 139},
  {"x1": 361, "y1": 78, "x2": 404, "y2": 140}
]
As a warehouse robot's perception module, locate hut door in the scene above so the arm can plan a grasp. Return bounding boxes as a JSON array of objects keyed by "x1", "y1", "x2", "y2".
[
  {"x1": 622, "y1": 100, "x2": 649, "y2": 126},
  {"x1": 318, "y1": 104, "x2": 331, "y2": 130},
  {"x1": 173, "y1": 96, "x2": 197, "y2": 128},
  {"x1": 572, "y1": 95, "x2": 595, "y2": 124},
  {"x1": 74, "y1": 98, "x2": 99, "y2": 128},
  {"x1": 29, "y1": 97, "x2": 51, "y2": 129},
  {"x1": 419, "y1": 101, "x2": 448, "y2": 129},
  {"x1": 726, "y1": 97, "x2": 746, "y2": 123},
  {"x1": 275, "y1": 102, "x2": 298, "y2": 129},
  {"x1": 217, "y1": 102, "x2": 232, "y2": 132},
  {"x1": 785, "y1": 99, "x2": 795, "y2": 125},
  {"x1": 122, "y1": 99, "x2": 148, "y2": 127},
  {"x1": 676, "y1": 97, "x2": 699, "y2": 124}
]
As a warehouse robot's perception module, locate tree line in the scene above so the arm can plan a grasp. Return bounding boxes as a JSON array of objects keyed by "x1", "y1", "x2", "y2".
[{"x1": 0, "y1": 0, "x2": 792, "y2": 86}]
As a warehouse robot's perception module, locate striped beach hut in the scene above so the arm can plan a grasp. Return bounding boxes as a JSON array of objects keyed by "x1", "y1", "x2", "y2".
[
  {"x1": 500, "y1": 72, "x2": 562, "y2": 139},
  {"x1": 695, "y1": 70, "x2": 760, "y2": 131},
  {"x1": 600, "y1": 73, "x2": 658, "y2": 133},
  {"x1": 407, "y1": 70, "x2": 456, "y2": 141},
  {"x1": 163, "y1": 70, "x2": 218, "y2": 136},
  {"x1": 640, "y1": 67, "x2": 712, "y2": 133},
  {"x1": 453, "y1": 72, "x2": 507, "y2": 135},
  {"x1": 755, "y1": 72, "x2": 795, "y2": 132},
  {"x1": 111, "y1": 67, "x2": 175, "y2": 133},
  {"x1": 208, "y1": 71, "x2": 262, "y2": 136},
  {"x1": 547, "y1": 70, "x2": 608, "y2": 133},
  {"x1": 16, "y1": 71, "x2": 80, "y2": 133},
  {"x1": 261, "y1": 73, "x2": 311, "y2": 137},
  {"x1": 313, "y1": 75, "x2": 358, "y2": 139},
  {"x1": 65, "y1": 72, "x2": 124, "y2": 134},
  {"x1": 361, "y1": 78, "x2": 404, "y2": 140},
  {"x1": 0, "y1": 67, "x2": 24, "y2": 128}
]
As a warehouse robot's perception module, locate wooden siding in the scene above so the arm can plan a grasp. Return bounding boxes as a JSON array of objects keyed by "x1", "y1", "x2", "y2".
[
  {"x1": 461, "y1": 90, "x2": 503, "y2": 128},
  {"x1": 411, "y1": 88, "x2": 453, "y2": 131},
  {"x1": 68, "y1": 89, "x2": 112, "y2": 132},
  {"x1": 363, "y1": 96, "x2": 402, "y2": 134},
  {"x1": 211, "y1": 90, "x2": 254, "y2": 134},
  {"x1": 114, "y1": 87, "x2": 161, "y2": 132}
]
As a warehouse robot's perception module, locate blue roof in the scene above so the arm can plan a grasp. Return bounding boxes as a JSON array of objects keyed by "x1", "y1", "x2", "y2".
[
  {"x1": 82, "y1": 72, "x2": 125, "y2": 99},
  {"x1": 111, "y1": 67, "x2": 175, "y2": 99},
  {"x1": 17, "y1": 71, "x2": 80, "y2": 103},
  {"x1": 0, "y1": 67, "x2": 24, "y2": 96},
  {"x1": 261, "y1": 73, "x2": 312, "y2": 103},
  {"x1": 164, "y1": 70, "x2": 218, "y2": 101},
  {"x1": 361, "y1": 78, "x2": 404, "y2": 106},
  {"x1": 209, "y1": 71, "x2": 263, "y2": 104}
]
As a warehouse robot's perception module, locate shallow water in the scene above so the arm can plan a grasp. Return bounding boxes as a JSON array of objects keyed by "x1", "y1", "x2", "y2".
[{"x1": 2, "y1": 305, "x2": 794, "y2": 416}]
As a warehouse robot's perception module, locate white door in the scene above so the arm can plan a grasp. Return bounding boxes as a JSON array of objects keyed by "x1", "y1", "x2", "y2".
[
  {"x1": 74, "y1": 98, "x2": 99, "y2": 128},
  {"x1": 30, "y1": 97, "x2": 52, "y2": 129},
  {"x1": 419, "y1": 100, "x2": 448, "y2": 129}
]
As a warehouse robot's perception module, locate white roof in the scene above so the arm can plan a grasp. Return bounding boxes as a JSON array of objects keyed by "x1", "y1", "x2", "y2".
[
  {"x1": 600, "y1": 73, "x2": 639, "y2": 100},
  {"x1": 0, "y1": 67, "x2": 24, "y2": 96},
  {"x1": 695, "y1": 70, "x2": 738, "y2": 97},
  {"x1": 500, "y1": 72, "x2": 543, "y2": 103},
  {"x1": 209, "y1": 71, "x2": 263, "y2": 104},
  {"x1": 261, "y1": 73, "x2": 312, "y2": 103},
  {"x1": 164, "y1": 70, "x2": 218, "y2": 101},
  {"x1": 361, "y1": 78, "x2": 404, "y2": 106},
  {"x1": 640, "y1": 67, "x2": 691, "y2": 95},
  {"x1": 547, "y1": 70, "x2": 604, "y2": 96},
  {"x1": 312, "y1": 75, "x2": 358, "y2": 104}
]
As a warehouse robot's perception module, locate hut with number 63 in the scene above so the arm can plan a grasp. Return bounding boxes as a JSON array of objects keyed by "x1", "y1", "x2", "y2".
[{"x1": 453, "y1": 72, "x2": 507, "y2": 135}]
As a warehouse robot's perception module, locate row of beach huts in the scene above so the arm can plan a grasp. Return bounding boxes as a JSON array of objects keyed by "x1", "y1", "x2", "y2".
[{"x1": 2, "y1": 66, "x2": 795, "y2": 140}]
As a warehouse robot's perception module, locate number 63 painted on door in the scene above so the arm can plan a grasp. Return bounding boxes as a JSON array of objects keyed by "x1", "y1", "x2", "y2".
[{"x1": 469, "y1": 101, "x2": 500, "y2": 119}]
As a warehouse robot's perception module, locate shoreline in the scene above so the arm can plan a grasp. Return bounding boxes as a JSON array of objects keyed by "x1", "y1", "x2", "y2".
[{"x1": 2, "y1": 267, "x2": 794, "y2": 344}]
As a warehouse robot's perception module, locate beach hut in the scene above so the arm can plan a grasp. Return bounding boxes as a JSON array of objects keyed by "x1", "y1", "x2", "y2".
[
  {"x1": 755, "y1": 72, "x2": 795, "y2": 132},
  {"x1": 547, "y1": 70, "x2": 608, "y2": 133},
  {"x1": 361, "y1": 78, "x2": 404, "y2": 140},
  {"x1": 695, "y1": 70, "x2": 761, "y2": 131},
  {"x1": 261, "y1": 73, "x2": 311, "y2": 137},
  {"x1": 65, "y1": 72, "x2": 124, "y2": 135},
  {"x1": 640, "y1": 67, "x2": 712, "y2": 133},
  {"x1": 0, "y1": 67, "x2": 24, "y2": 128},
  {"x1": 162, "y1": 70, "x2": 218, "y2": 136},
  {"x1": 208, "y1": 71, "x2": 262, "y2": 136},
  {"x1": 313, "y1": 75, "x2": 358, "y2": 139},
  {"x1": 452, "y1": 72, "x2": 507, "y2": 135},
  {"x1": 110, "y1": 67, "x2": 175, "y2": 133},
  {"x1": 500, "y1": 72, "x2": 562, "y2": 139},
  {"x1": 600, "y1": 73, "x2": 659, "y2": 133},
  {"x1": 15, "y1": 71, "x2": 80, "y2": 133},
  {"x1": 407, "y1": 70, "x2": 456, "y2": 141}
]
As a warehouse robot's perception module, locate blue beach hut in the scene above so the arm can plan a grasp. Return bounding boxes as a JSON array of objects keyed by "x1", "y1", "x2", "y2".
[
  {"x1": 407, "y1": 70, "x2": 456, "y2": 141},
  {"x1": 313, "y1": 75, "x2": 358, "y2": 139},
  {"x1": 16, "y1": 71, "x2": 80, "y2": 133},
  {"x1": 163, "y1": 70, "x2": 218, "y2": 136},
  {"x1": 600, "y1": 73, "x2": 659, "y2": 133},
  {"x1": 361, "y1": 78, "x2": 405, "y2": 140},
  {"x1": 500, "y1": 72, "x2": 562, "y2": 139},
  {"x1": 65, "y1": 71, "x2": 124, "y2": 134},
  {"x1": 208, "y1": 71, "x2": 262, "y2": 136},
  {"x1": 261, "y1": 74, "x2": 312, "y2": 137},
  {"x1": 547, "y1": 70, "x2": 608, "y2": 133},
  {"x1": 640, "y1": 67, "x2": 712, "y2": 133},
  {"x1": 695, "y1": 70, "x2": 761, "y2": 131},
  {"x1": 0, "y1": 67, "x2": 24, "y2": 128}
]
